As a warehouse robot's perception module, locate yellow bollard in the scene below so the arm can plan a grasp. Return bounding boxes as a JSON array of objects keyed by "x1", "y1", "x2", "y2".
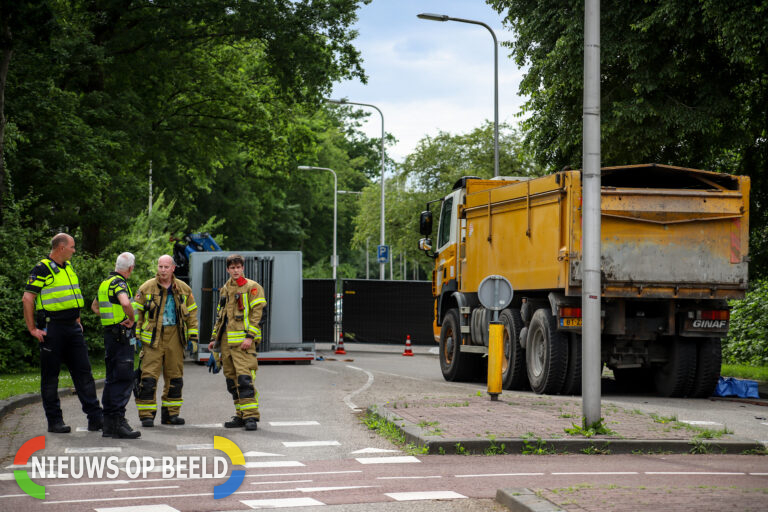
[{"x1": 487, "y1": 321, "x2": 503, "y2": 400}]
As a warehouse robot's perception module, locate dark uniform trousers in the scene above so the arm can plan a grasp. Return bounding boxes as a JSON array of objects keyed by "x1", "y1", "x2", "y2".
[
  {"x1": 40, "y1": 320, "x2": 101, "y2": 425},
  {"x1": 101, "y1": 326, "x2": 135, "y2": 417}
]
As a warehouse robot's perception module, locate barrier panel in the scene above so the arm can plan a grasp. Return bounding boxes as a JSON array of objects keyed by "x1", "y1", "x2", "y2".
[
  {"x1": 341, "y1": 280, "x2": 433, "y2": 345},
  {"x1": 302, "y1": 279, "x2": 336, "y2": 343}
]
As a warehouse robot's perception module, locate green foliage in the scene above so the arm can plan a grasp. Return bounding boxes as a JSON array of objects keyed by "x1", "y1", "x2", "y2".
[
  {"x1": 720, "y1": 364, "x2": 768, "y2": 382},
  {"x1": 0, "y1": 362, "x2": 107, "y2": 400},
  {"x1": 564, "y1": 417, "x2": 617, "y2": 438},
  {"x1": 724, "y1": 279, "x2": 768, "y2": 366}
]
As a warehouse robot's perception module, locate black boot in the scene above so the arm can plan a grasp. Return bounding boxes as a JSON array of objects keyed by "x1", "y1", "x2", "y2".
[
  {"x1": 102, "y1": 416, "x2": 116, "y2": 438},
  {"x1": 224, "y1": 416, "x2": 244, "y2": 428},
  {"x1": 113, "y1": 417, "x2": 141, "y2": 439},
  {"x1": 161, "y1": 408, "x2": 185, "y2": 425},
  {"x1": 48, "y1": 421, "x2": 71, "y2": 434},
  {"x1": 244, "y1": 418, "x2": 258, "y2": 431},
  {"x1": 88, "y1": 416, "x2": 103, "y2": 432}
]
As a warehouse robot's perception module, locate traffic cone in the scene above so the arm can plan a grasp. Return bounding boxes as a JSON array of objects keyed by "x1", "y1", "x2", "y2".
[
  {"x1": 402, "y1": 335, "x2": 414, "y2": 356},
  {"x1": 335, "y1": 332, "x2": 347, "y2": 355}
]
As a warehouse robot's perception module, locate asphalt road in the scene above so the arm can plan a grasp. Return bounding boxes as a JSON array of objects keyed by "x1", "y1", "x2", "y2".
[{"x1": 1, "y1": 347, "x2": 766, "y2": 511}]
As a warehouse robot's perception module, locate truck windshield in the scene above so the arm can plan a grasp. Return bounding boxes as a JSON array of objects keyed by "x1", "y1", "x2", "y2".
[{"x1": 437, "y1": 197, "x2": 453, "y2": 249}]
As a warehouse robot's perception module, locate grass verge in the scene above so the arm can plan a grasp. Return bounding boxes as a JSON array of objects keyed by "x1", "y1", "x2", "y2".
[
  {"x1": 721, "y1": 364, "x2": 768, "y2": 383},
  {"x1": 0, "y1": 360, "x2": 107, "y2": 400}
]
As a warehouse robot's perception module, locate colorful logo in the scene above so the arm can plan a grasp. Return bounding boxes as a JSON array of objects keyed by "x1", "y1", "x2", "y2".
[
  {"x1": 213, "y1": 435, "x2": 245, "y2": 499},
  {"x1": 14, "y1": 436, "x2": 46, "y2": 499}
]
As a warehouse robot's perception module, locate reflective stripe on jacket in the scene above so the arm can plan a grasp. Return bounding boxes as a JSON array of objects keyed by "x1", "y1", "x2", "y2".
[{"x1": 34, "y1": 259, "x2": 84, "y2": 312}]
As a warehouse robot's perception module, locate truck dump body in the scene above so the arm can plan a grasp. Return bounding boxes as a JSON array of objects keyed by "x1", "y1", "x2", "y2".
[{"x1": 462, "y1": 164, "x2": 749, "y2": 300}]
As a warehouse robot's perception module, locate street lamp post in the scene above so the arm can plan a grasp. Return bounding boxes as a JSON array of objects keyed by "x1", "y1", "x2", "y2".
[
  {"x1": 298, "y1": 166, "x2": 337, "y2": 281},
  {"x1": 417, "y1": 13, "x2": 499, "y2": 177},
  {"x1": 326, "y1": 98, "x2": 387, "y2": 279}
]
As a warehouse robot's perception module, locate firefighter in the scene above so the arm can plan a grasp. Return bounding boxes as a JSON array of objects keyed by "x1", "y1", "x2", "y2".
[
  {"x1": 208, "y1": 254, "x2": 266, "y2": 431},
  {"x1": 90, "y1": 252, "x2": 141, "y2": 439},
  {"x1": 134, "y1": 255, "x2": 199, "y2": 427},
  {"x1": 21, "y1": 233, "x2": 103, "y2": 433}
]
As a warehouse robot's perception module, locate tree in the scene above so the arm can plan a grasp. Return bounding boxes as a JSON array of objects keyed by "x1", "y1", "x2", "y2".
[{"x1": 486, "y1": 0, "x2": 768, "y2": 276}]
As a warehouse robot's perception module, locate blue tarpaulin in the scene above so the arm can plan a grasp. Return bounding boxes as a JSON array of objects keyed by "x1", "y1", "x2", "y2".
[{"x1": 713, "y1": 377, "x2": 760, "y2": 398}]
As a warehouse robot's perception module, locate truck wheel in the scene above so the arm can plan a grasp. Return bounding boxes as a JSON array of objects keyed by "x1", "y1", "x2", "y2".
[
  {"x1": 526, "y1": 308, "x2": 569, "y2": 394},
  {"x1": 499, "y1": 309, "x2": 527, "y2": 390},
  {"x1": 653, "y1": 338, "x2": 696, "y2": 397},
  {"x1": 439, "y1": 309, "x2": 471, "y2": 381},
  {"x1": 561, "y1": 333, "x2": 582, "y2": 395},
  {"x1": 689, "y1": 338, "x2": 721, "y2": 398}
]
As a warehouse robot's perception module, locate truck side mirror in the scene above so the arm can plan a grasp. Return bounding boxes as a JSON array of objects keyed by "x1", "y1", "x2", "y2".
[{"x1": 419, "y1": 210, "x2": 433, "y2": 236}]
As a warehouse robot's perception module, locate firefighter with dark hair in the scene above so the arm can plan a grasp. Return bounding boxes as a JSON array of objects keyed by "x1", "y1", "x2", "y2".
[
  {"x1": 22, "y1": 233, "x2": 103, "y2": 434},
  {"x1": 133, "y1": 255, "x2": 199, "y2": 427},
  {"x1": 91, "y1": 252, "x2": 141, "y2": 439},
  {"x1": 208, "y1": 254, "x2": 266, "y2": 431}
]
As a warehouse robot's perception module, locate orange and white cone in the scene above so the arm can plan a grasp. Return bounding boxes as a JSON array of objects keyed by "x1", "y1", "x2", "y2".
[
  {"x1": 402, "y1": 335, "x2": 414, "y2": 356},
  {"x1": 335, "y1": 332, "x2": 347, "y2": 355}
]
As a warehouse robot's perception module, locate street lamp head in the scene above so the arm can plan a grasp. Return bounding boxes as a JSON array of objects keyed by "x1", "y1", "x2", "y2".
[
  {"x1": 324, "y1": 98, "x2": 347, "y2": 105},
  {"x1": 297, "y1": 165, "x2": 313, "y2": 170},
  {"x1": 417, "y1": 13, "x2": 449, "y2": 22}
]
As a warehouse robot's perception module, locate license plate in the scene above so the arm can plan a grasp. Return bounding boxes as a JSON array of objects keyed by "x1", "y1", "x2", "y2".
[{"x1": 560, "y1": 318, "x2": 582, "y2": 327}]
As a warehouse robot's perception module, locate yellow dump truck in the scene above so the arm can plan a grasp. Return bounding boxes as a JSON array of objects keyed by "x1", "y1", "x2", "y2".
[{"x1": 417, "y1": 164, "x2": 750, "y2": 397}]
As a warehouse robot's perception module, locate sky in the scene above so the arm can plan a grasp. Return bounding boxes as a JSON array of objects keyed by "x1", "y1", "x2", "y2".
[{"x1": 331, "y1": 0, "x2": 528, "y2": 163}]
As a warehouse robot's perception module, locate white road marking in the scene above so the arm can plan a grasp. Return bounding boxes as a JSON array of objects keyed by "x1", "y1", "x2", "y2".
[
  {"x1": 244, "y1": 451, "x2": 285, "y2": 457},
  {"x1": 378, "y1": 476, "x2": 442, "y2": 480},
  {"x1": 95, "y1": 505, "x2": 181, "y2": 512},
  {"x1": 176, "y1": 444, "x2": 213, "y2": 450},
  {"x1": 0, "y1": 473, "x2": 15, "y2": 480},
  {"x1": 64, "y1": 447, "x2": 122, "y2": 454},
  {"x1": 552, "y1": 472, "x2": 639, "y2": 475},
  {"x1": 456, "y1": 473, "x2": 545, "y2": 478},
  {"x1": 245, "y1": 461, "x2": 306, "y2": 469},
  {"x1": 270, "y1": 421, "x2": 320, "y2": 426},
  {"x1": 428, "y1": 347, "x2": 439, "y2": 355},
  {"x1": 282, "y1": 441, "x2": 340, "y2": 447},
  {"x1": 5, "y1": 464, "x2": 30, "y2": 469},
  {"x1": 241, "y1": 497, "x2": 326, "y2": 508},
  {"x1": 48, "y1": 480, "x2": 131, "y2": 487},
  {"x1": 645, "y1": 472, "x2": 745, "y2": 475},
  {"x1": 247, "y1": 470, "x2": 362, "y2": 478},
  {"x1": 114, "y1": 486, "x2": 180, "y2": 492},
  {"x1": 251, "y1": 480, "x2": 313, "y2": 485},
  {"x1": 679, "y1": 420, "x2": 722, "y2": 426},
  {"x1": 297, "y1": 486, "x2": 373, "y2": 492},
  {"x1": 350, "y1": 447, "x2": 400, "y2": 454},
  {"x1": 76, "y1": 427, "x2": 89, "y2": 432},
  {"x1": 344, "y1": 365, "x2": 374, "y2": 411},
  {"x1": 750, "y1": 473, "x2": 768, "y2": 475},
  {"x1": 188, "y1": 424, "x2": 224, "y2": 428},
  {"x1": 386, "y1": 491, "x2": 466, "y2": 501},
  {"x1": 0, "y1": 492, "x2": 49, "y2": 499},
  {"x1": 356, "y1": 456, "x2": 420, "y2": 464}
]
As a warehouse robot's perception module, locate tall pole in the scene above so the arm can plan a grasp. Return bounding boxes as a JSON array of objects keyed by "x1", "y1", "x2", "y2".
[
  {"x1": 418, "y1": 13, "x2": 499, "y2": 177},
  {"x1": 148, "y1": 161, "x2": 153, "y2": 213},
  {"x1": 582, "y1": 0, "x2": 602, "y2": 425},
  {"x1": 326, "y1": 98, "x2": 387, "y2": 279},
  {"x1": 297, "y1": 166, "x2": 337, "y2": 281}
]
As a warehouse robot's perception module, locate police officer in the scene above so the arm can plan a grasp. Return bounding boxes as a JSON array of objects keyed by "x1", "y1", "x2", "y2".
[
  {"x1": 90, "y1": 252, "x2": 141, "y2": 439},
  {"x1": 22, "y1": 233, "x2": 103, "y2": 433},
  {"x1": 208, "y1": 254, "x2": 266, "y2": 431},
  {"x1": 133, "y1": 255, "x2": 199, "y2": 427}
]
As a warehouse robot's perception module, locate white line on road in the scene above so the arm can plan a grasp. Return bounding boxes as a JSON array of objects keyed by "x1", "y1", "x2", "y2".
[
  {"x1": 282, "y1": 441, "x2": 340, "y2": 447},
  {"x1": 679, "y1": 420, "x2": 722, "y2": 426},
  {"x1": 241, "y1": 497, "x2": 326, "y2": 509},
  {"x1": 245, "y1": 461, "x2": 306, "y2": 469},
  {"x1": 356, "y1": 456, "x2": 421, "y2": 464},
  {"x1": 344, "y1": 365, "x2": 374, "y2": 411},
  {"x1": 176, "y1": 444, "x2": 213, "y2": 450},
  {"x1": 270, "y1": 421, "x2": 320, "y2": 426},
  {"x1": 297, "y1": 486, "x2": 374, "y2": 492},
  {"x1": 251, "y1": 480, "x2": 313, "y2": 485},
  {"x1": 552, "y1": 472, "x2": 639, "y2": 475},
  {"x1": 64, "y1": 447, "x2": 122, "y2": 454},
  {"x1": 645, "y1": 472, "x2": 745, "y2": 475},
  {"x1": 246, "y1": 470, "x2": 362, "y2": 478},
  {"x1": 113, "y1": 486, "x2": 180, "y2": 492},
  {"x1": 188, "y1": 424, "x2": 224, "y2": 428},
  {"x1": 377, "y1": 476, "x2": 442, "y2": 480},
  {"x1": 244, "y1": 451, "x2": 285, "y2": 457},
  {"x1": 0, "y1": 473, "x2": 14, "y2": 480},
  {"x1": 351, "y1": 448, "x2": 400, "y2": 454},
  {"x1": 95, "y1": 505, "x2": 181, "y2": 512},
  {"x1": 385, "y1": 491, "x2": 467, "y2": 501},
  {"x1": 456, "y1": 473, "x2": 545, "y2": 478}
]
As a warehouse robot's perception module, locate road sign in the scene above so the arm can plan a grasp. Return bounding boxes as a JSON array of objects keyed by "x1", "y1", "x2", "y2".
[{"x1": 377, "y1": 244, "x2": 389, "y2": 264}]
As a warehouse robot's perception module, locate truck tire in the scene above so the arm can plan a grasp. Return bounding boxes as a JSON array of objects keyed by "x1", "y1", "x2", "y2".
[
  {"x1": 439, "y1": 309, "x2": 472, "y2": 382},
  {"x1": 526, "y1": 308, "x2": 569, "y2": 394},
  {"x1": 561, "y1": 333, "x2": 582, "y2": 395},
  {"x1": 499, "y1": 309, "x2": 528, "y2": 390},
  {"x1": 689, "y1": 338, "x2": 721, "y2": 398},
  {"x1": 653, "y1": 337, "x2": 696, "y2": 397}
]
